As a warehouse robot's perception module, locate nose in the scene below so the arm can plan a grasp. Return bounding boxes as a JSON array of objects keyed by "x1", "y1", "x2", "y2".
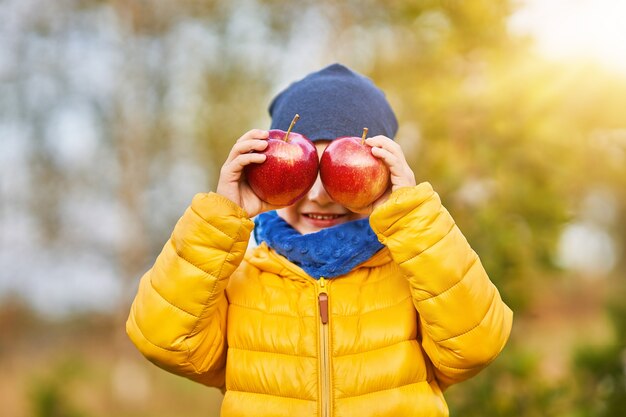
[{"x1": 307, "y1": 174, "x2": 332, "y2": 205}]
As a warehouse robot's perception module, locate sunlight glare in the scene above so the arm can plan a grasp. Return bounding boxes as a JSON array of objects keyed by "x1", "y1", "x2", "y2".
[{"x1": 510, "y1": 0, "x2": 626, "y2": 72}]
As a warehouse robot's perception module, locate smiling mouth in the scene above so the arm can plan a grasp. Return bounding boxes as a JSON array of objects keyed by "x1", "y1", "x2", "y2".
[{"x1": 304, "y1": 213, "x2": 345, "y2": 220}]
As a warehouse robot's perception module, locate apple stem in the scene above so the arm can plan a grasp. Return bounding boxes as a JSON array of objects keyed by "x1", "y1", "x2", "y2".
[
  {"x1": 284, "y1": 114, "x2": 300, "y2": 142},
  {"x1": 361, "y1": 127, "x2": 369, "y2": 145}
]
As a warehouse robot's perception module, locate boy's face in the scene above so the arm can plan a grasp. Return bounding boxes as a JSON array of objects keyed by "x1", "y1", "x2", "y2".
[{"x1": 277, "y1": 140, "x2": 368, "y2": 234}]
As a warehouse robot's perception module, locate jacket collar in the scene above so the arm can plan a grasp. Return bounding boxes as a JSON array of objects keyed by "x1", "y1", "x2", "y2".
[{"x1": 246, "y1": 242, "x2": 392, "y2": 281}]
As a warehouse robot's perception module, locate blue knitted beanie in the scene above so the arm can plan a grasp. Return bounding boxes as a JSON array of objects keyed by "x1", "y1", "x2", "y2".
[{"x1": 269, "y1": 63, "x2": 398, "y2": 141}]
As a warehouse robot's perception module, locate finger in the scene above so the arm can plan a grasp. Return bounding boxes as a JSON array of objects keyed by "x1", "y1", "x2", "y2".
[
  {"x1": 370, "y1": 145, "x2": 400, "y2": 170},
  {"x1": 222, "y1": 153, "x2": 267, "y2": 181},
  {"x1": 371, "y1": 146, "x2": 416, "y2": 188},
  {"x1": 231, "y1": 153, "x2": 267, "y2": 171},
  {"x1": 237, "y1": 129, "x2": 269, "y2": 143},
  {"x1": 233, "y1": 139, "x2": 269, "y2": 157},
  {"x1": 365, "y1": 136, "x2": 402, "y2": 154},
  {"x1": 226, "y1": 139, "x2": 269, "y2": 163}
]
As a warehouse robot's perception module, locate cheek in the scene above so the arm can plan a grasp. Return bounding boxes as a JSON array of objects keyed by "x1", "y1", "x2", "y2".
[
  {"x1": 277, "y1": 206, "x2": 301, "y2": 226},
  {"x1": 349, "y1": 213, "x2": 369, "y2": 222}
]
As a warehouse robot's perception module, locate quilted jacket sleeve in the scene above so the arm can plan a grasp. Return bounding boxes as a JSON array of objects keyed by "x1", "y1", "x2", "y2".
[
  {"x1": 126, "y1": 192, "x2": 254, "y2": 387},
  {"x1": 370, "y1": 183, "x2": 513, "y2": 390}
]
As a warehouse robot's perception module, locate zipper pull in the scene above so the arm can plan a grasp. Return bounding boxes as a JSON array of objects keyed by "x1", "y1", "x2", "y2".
[{"x1": 318, "y1": 277, "x2": 329, "y2": 325}]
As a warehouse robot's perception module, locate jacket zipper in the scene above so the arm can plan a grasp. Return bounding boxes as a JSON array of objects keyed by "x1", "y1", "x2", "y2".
[{"x1": 317, "y1": 277, "x2": 331, "y2": 417}]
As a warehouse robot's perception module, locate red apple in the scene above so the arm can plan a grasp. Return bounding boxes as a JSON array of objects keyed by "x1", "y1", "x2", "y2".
[
  {"x1": 320, "y1": 128, "x2": 390, "y2": 209},
  {"x1": 244, "y1": 115, "x2": 319, "y2": 206}
]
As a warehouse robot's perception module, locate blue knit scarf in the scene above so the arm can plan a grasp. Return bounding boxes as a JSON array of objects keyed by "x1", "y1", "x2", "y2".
[{"x1": 253, "y1": 211, "x2": 384, "y2": 279}]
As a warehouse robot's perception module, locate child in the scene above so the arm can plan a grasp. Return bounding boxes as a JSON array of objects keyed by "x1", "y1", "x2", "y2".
[{"x1": 126, "y1": 63, "x2": 513, "y2": 417}]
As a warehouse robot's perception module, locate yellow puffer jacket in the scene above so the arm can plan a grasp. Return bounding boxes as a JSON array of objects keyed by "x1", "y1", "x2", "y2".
[{"x1": 127, "y1": 183, "x2": 513, "y2": 417}]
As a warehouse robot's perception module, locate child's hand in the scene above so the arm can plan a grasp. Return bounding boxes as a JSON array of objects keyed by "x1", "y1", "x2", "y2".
[
  {"x1": 348, "y1": 135, "x2": 416, "y2": 214},
  {"x1": 216, "y1": 129, "x2": 281, "y2": 217}
]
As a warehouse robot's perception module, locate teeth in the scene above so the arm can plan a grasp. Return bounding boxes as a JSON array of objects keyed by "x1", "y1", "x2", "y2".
[{"x1": 307, "y1": 214, "x2": 339, "y2": 220}]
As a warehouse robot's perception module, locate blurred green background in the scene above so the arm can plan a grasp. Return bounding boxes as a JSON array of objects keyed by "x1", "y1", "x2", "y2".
[{"x1": 1, "y1": 0, "x2": 625, "y2": 416}]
